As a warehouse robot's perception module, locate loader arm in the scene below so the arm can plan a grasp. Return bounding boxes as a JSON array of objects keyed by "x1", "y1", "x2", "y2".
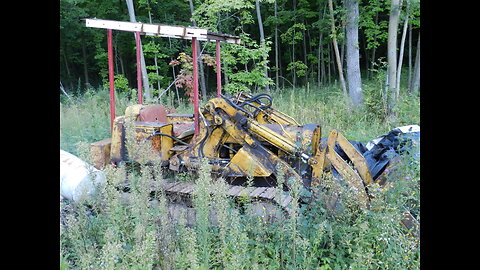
[{"x1": 174, "y1": 95, "x2": 375, "y2": 207}]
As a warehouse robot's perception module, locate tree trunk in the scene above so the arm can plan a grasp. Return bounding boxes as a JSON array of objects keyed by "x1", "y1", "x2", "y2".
[
  {"x1": 81, "y1": 33, "x2": 90, "y2": 89},
  {"x1": 345, "y1": 0, "x2": 363, "y2": 107},
  {"x1": 274, "y1": 0, "x2": 279, "y2": 91},
  {"x1": 292, "y1": 0, "x2": 297, "y2": 88},
  {"x1": 318, "y1": 3, "x2": 325, "y2": 85},
  {"x1": 396, "y1": 1, "x2": 409, "y2": 93},
  {"x1": 327, "y1": 0, "x2": 347, "y2": 96},
  {"x1": 318, "y1": 30, "x2": 323, "y2": 84},
  {"x1": 327, "y1": 42, "x2": 331, "y2": 85},
  {"x1": 60, "y1": 81, "x2": 73, "y2": 102},
  {"x1": 370, "y1": 12, "x2": 379, "y2": 78},
  {"x1": 411, "y1": 34, "x2": 420, "y2": 92},
  {"x1": 168, "y1": 37, "x2": 181, "y2": 105},
  {"x1": 255, "y1": 0, "x2": 270, "y2": 92},
  {"x1": 189, "y1": 0, "x2": 207, "y2": 99},
  {"x1": 303, "y1": 24, "x2": 308, "y2": 84},
  {"x1": 387, "y1": 0, "x2": 401, "y2": 106},
  {"x1": 126, "y1": 0, "x2": 151, "y2": 102},
  {"x1": 361, "y1": 28, "x2": 370, "y2": 80},
  {"x1": 62, "y1": 48, "x2": 73, "y2": 91},
  {"x1": 147, "y1": 8, "x2": 162, "y2": 94},
  {"x1": 408, "y1": 22, "x2": 412, "y2": 91},
  {"x1": 340, "y1": 25, "x2": 345, "y2": 68}
]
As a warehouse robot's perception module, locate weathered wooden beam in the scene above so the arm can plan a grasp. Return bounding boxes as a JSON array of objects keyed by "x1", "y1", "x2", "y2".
[{"x1": 85, "y1": 18, "x2": 240, "y2": 44}]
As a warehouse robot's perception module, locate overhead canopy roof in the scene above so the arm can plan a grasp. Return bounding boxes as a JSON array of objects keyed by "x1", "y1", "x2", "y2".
[{"x1": 85, "y1": 18, "x2": 241, "y2": 44}]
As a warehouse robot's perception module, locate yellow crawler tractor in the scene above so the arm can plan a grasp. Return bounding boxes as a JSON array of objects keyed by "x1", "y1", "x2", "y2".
[
  {"x1": 91, "y1": 92, "x2": 384, "y2": 212},
  {"x1": 85, "y1": 18, "x2": 417, "y2": 232}
]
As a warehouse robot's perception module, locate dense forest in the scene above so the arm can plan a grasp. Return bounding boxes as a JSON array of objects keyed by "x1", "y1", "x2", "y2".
[{"x1": 60, "y1": 0, "x2": 420, "y2": 109}]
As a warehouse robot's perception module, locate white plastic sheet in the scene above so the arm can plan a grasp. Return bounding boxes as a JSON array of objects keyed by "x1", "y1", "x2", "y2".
[{"x1": 60, "y1": 150, "x2": 106, "y2": 201}]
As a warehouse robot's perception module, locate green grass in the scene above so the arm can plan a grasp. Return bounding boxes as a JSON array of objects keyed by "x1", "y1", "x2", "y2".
[{"x1": 60, "y1": 82, "x2": 420, "y2": 269}]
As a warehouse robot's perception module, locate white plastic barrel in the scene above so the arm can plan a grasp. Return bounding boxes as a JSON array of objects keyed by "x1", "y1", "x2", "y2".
[{"x1": 60, "y1": 150, "x2": 106, "y2": 201}]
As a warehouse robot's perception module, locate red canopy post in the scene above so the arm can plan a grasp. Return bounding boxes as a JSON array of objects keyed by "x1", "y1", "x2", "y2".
[
  {"x1": 135, "y1": 31, "x2": 143, "y2": 104},
  {"x1": 86, "y1": 19, "x2": 241, "y2": 136},
  {"x1": 107, "y1": 29, "x2": 116, "y2": 132},
  {"x1": 216, "y1": 40, "x2": 221, "y2": 97},
  {"x1": 192, "y1": 37, "x2": 199, "y2": 136}
]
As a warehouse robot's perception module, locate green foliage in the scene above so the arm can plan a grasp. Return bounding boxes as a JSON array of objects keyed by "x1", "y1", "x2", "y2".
[
  {"x1": 287, "y1": 61, "x2": 308, "y2": 77},
  {"x1": 113, "y1": 74, "x2": 130, "y2": 93},
  {"x1": 362, "y1": 57, "x2": 389, "y2": 120},
  {"x1": 407, "y1": 0, "x2": 421, "y2": 28},
  {"x1": 218, "y1": 32, "x2": 273, "y2": 94},
  {"x1": 60, "y1": 87, "x2": 130, "y2": 155},
  {"x1": 281, "y1": 23, "x2": 306, "y2": 45},
  {"x1": 359, "y1": 0, "x2": 389, "y2": 50}
]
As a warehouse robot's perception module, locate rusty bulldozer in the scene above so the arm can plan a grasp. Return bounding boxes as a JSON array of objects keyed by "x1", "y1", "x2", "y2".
[{"x1": 90, "y1": 91, "x2": 418, "y2": 232}]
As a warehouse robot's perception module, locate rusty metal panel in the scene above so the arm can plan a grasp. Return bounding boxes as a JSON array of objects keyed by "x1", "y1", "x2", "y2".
[
  {"x1": 139, "y1": 104, "x2": 168, "y2": 122},
  {"x1": 400, "y1": 211, "x2": 420, "y2": 238},
  {"x1": 172, "y1": 122, "x2": 195, "y2": 139}
]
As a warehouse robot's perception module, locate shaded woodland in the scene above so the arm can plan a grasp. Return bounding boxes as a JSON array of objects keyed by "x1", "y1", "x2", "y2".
[{"x1": 60, "y1": 0, "x2": 420, "y2": 108}]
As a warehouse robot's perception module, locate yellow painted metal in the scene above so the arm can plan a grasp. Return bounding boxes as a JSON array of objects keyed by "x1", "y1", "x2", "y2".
[
  {"x1": 110, "y1": 116, "x2": 126, "y2": 163},
  {"x1": 326, "y1": 150, "x2": 369, "y2": 208},
  {"x1": 160, "y1": 124, "x2": 174, "y2": 161},
  {"x1": 90, "y1": 138, "x2": 112, "y2": 169},
  {"x1": 135, "y1": 122, "x2": 174, "y2": 161},
  {"x1": 246, "y1": 119, "x2": 299, "y2": 154},
  {"x1": 198, "y1": 127, "x2": 228, "y2": 158},
  {"x1": 228, "y1": 147, "x2": 272, "y2": 177},
  {"x1": 311, "y1": 125, "x2": 322, "y2": 156},
  {"x1": 110, "y1": 104, "x2": 154, "y2": 163},
  {"x1": 310, "y1": 145, "x2": 327, "y2": 188},
  {"x1": 109, "y1": 110, "x2": 176, "y2": 163},
  {"x1": 334, "y1": 130, "x2": 374, "y2": 186},
  {"x1": 310, "y1": 129, "x2": 372, "y2": 209},
  {"x1": 255, "y1": 108, "x2": 300, "y2": 126},
  {"x1": 206, "y1": 98, "x2": 301, "y2": 156},
  {"x1": 326, "y1": 130, "x2": 369, "y2": 208}
]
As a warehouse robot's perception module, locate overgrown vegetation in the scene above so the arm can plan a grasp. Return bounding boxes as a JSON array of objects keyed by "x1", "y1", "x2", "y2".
[{"x1": 60, "y1": 81, "x2": 420, "y2": 269}]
